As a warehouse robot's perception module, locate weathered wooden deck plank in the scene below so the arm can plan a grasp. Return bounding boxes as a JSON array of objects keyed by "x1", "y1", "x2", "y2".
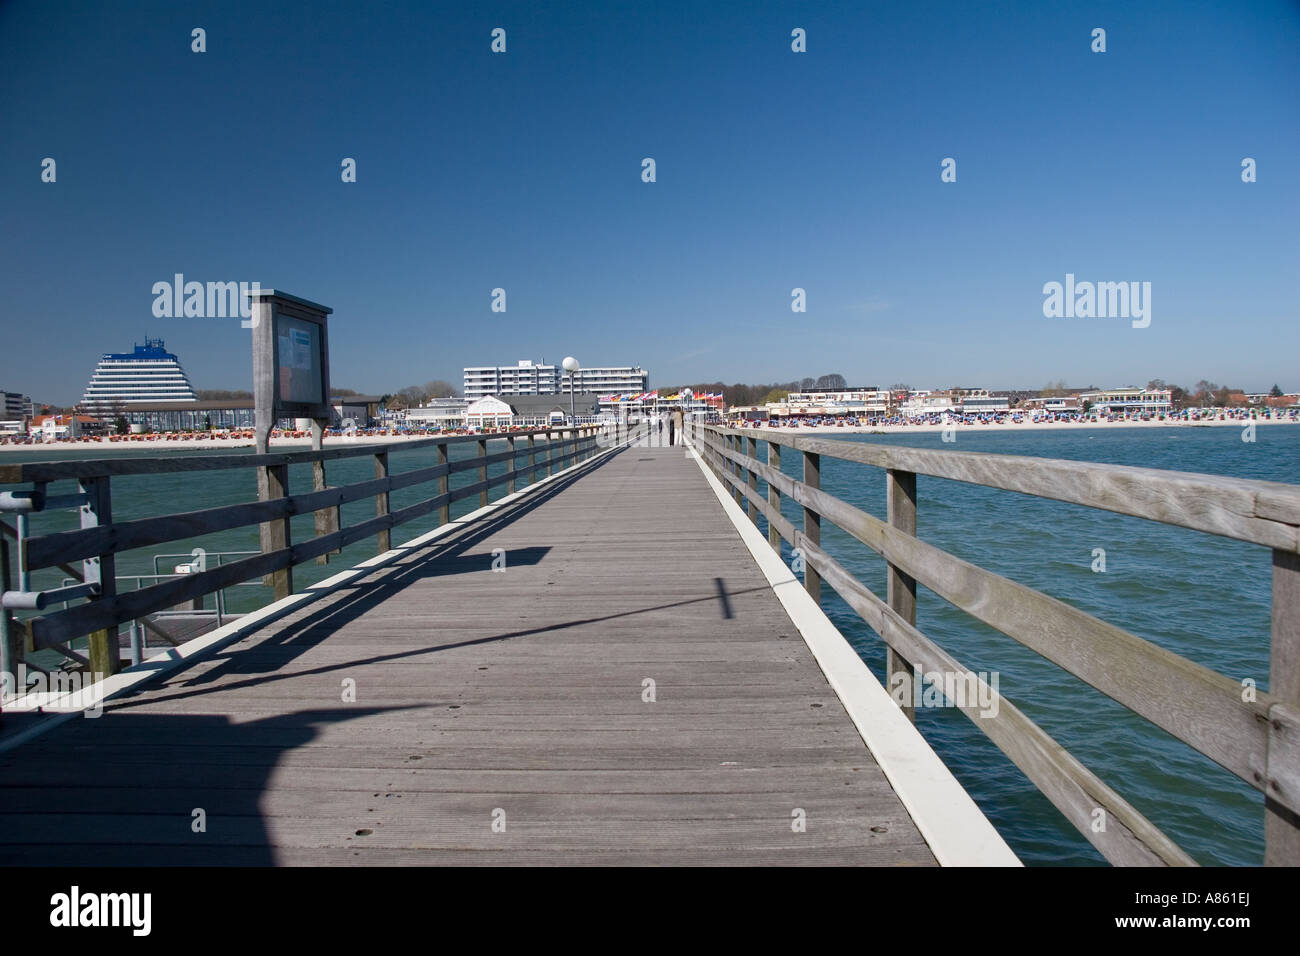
[{"x1": 0, "y1": 446, "x2": 939, "y2": 866}]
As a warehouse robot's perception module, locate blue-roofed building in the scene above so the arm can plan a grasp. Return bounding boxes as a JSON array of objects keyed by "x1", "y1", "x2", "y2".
[{"x1": 80, "y1": 338, "x2": 198, "y2": 416}]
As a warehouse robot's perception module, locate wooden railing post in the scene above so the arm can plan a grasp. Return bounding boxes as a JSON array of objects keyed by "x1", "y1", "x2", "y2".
[
  {"x1": 886, "y1": 468, "x2": 918, "y2": 723},
  {"x1": 310, "y1": 421, "x2": 339, "y2": 566},
  {"x1": 0, "y1": 537, "x2": 21, "y2": 695},
  {"x1": 477, "y1": 438, "x2": 489, "y2": 506},
  {"x1": 728, "y1": 434, "x2": 742, "y2": 507},
  {"x1": 746, "y1": 435, "x2": 759, "y2": 525},
  {"x1": 802, "y1": 450, "x2": 820, "y2": 604},
  {"x1": 767, "y1": 440, "x2": 782, "y2": 553},
  {"x1": 506, "y1": 436, "x2": 517, "y2": 493},
  {"x1": 436, "y1": 442, "x2": 450, "y2": 526},
  {"x1": 1266, "y1": 549, "x2": 1300, "y2": 865},
  {"x1": 546, "y1": 432, "x2": 554, "y2": 477},
  {"x1": 374, "y1": 451, "x2": 391, "y2": 554},
  {"x1": 79, "y1": 475, "x2": 120, "y2": 677},
  {"x1": 527, "y1": 435, "x2": 536, "y2": 485},
  {"x1": 257, "y1": 463, "x2": 292, "y2": 601}
]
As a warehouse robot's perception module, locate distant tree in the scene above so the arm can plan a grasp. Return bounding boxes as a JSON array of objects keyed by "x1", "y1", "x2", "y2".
[
  {"x1": 1271, "y1": 384, "x2": 1284, "y2": 398},
  {"x1": 1042, "y1": 380, "x2": 1068, "y2": 397},
  {"x1": 1212, "y1": 387, "x2": 1232, "y2": 407},
  {"x1": 397, "y1": 385, "x2": 427, "y2": 408},
  {"x1": 1193, "y1": 380, "x2": 1218, "y2": 403},
  {"x1": 814, "y1": 373, "x2": 847, "y2": 390},
  {"x1": 1147, "y1": 378, "x2": 1167, "y2": 391},
  {"x1": 114, "y1": 416, "x2": 128, "y2": 435},
  {"x1": 1081, "y1": 400, "x2": 1092, "y2": 414},
  {"x1": 421, "y1": 380, "x2": 460, "y2": 398},
  {"x1": 762, "y1": 388, "x2": 790, "y2": 404},
  {"x1": 1169, "y1": 385, "x2": 1188, "y2": 407},
  {"x1": 800, "y1": 377, "x2": 816, "y2": 391},
  {"x1": 196, "y1": 389, "x2": 253, "y2": 402},
  {"x1": 203, "y1": 415, "x2": 213, "y2": 430}
]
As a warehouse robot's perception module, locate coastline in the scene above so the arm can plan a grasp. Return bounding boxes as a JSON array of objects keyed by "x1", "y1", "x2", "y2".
[{"x1": 1, "y1": 415, "x2": 1296, "y2": 455}]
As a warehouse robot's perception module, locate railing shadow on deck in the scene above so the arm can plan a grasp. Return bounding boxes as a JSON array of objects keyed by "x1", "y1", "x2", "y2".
[
  {"x1": 0, "y1": 424, "x2": 638, "y2": 685},
  {"x1": 142, "y1": 444, "x2": 633, "y2": 692},
  {"x1": 689, "y1": 421, "x2": 1300, "y2": 867}
]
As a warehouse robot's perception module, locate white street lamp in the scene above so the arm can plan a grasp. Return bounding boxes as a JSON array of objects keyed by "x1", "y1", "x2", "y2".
[{"x1": 561, "y1": 356, "x2": 580, "y2": 422}]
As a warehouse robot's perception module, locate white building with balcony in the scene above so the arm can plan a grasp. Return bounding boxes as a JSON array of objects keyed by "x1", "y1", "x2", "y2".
[{"x1": 464, "y1": 360, "x2": 649, "y2": 401}]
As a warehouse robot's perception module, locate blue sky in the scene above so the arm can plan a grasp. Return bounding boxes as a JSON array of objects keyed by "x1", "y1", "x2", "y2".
[{"x1": 2, "y1": 0, "x2": 1297, "y2": 404}]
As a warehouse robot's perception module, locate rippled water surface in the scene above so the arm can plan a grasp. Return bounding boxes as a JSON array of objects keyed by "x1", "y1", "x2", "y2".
[{"x1": 760, "y1": 425, "x2": 1297, "y2": 865}]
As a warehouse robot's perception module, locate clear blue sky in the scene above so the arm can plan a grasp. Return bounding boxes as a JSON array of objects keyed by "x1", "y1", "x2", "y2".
[{"x1": 2, "y1": 0, "x2": 1297, "y2": 404}]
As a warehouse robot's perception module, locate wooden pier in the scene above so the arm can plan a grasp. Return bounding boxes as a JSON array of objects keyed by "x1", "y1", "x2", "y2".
[{"x1": 0, "y1": 422, "x2": 1297, "y2": 866}]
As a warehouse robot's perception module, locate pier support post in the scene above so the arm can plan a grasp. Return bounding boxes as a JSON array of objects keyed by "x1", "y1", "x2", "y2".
[
  {"x1": 802, "y1": 451, "x2": 820, "y2": 604},
  {"x1": 374, "y1": 451, "x2": 391, "y2": 554},
  {"x1": 886, "y1": 469, "x2": 918, "y2": 723},
  {"x1": 1266, "y1": 549, "x2": 1300, "y2": 865},
  {"x1": 257, "y1": 464, "x2": 292, "y2": 601},
  {"x1": 746, "y1": 435, "x2": 759, "y2": 525},
  {"x1": 477, "y1": 439, "x2": 489, "y2": 507},
  {"x1": 79, "y1": 476, "x2": 120, "y2": 677},
  {"x1": 767, "y1": 441, "x2": 782, "y2": 553},
  {"x1": 436, "y1": 443, "x2": 450, "y2": 526}
]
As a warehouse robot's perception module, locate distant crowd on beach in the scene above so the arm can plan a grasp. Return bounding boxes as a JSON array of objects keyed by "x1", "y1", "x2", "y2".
[{"x1": 735, "y1": 406, "x2": 1300, "y2": 432}]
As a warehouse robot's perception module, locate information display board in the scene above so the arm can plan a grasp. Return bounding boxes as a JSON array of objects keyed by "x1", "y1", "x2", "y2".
[{"x1": 249, "y1": 290, "x2": 333, "y2": 451}]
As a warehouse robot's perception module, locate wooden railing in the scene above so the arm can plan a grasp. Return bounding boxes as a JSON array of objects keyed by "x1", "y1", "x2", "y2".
[
  {"x1": 689, "y1": 422, "x2": 1300, "y2": 866},
  {"x1": 0, "y1": 425, "x2": 618, "y2": 683}
]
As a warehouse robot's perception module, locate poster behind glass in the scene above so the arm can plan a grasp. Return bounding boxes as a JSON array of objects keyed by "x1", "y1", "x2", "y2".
[{"x1": 277, "y1": 316, "x2": 323, "y2": 406}]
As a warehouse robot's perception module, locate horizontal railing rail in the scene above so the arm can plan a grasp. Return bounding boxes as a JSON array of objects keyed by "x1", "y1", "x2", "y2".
[
  {"x1": 689, "y1": 421, "x2": 1300, "y2": 867},
  {"x1": 1, "y1": 424, "x2": 630, "y2": 683}
]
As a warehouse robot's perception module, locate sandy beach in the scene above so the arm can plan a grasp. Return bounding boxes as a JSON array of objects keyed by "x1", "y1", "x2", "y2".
[
  {"x1": 2, "y1": 413, "x2": 1296, "y2": 454},
  {"x1": 740, "y1": 415, "x2": 1299, "y2": 436}
]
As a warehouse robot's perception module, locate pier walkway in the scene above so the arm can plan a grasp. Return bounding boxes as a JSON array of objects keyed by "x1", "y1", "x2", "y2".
[{"x1": 0, "y1": 441, "x2": 1008, "y2": 865}]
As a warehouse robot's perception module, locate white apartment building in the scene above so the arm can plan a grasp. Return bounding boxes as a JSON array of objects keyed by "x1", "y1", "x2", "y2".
[
  {"x1": 2, "y1": 390, "x2": 33, "y2": 420},
  {"x1": 959, "y1": 389, "x2": 1011, "y2": 413},
  {"x1": 900, "y1": 392, "x2": 957, "y2": 416},
  {"x1": 463, "y1": 360, "x2": 649, "y2": 401}
]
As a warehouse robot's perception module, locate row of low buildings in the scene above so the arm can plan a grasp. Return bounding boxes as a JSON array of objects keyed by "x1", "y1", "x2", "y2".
[
  {"x1": 726, "y1": 386, "x2": 1223, "y2": 422},
  {"x1": 398, "y1": 389, "x2": 724, "y2": 431},
  {"x1": 19, "y1": 340, "x2": 1294, "y2": 437}
]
